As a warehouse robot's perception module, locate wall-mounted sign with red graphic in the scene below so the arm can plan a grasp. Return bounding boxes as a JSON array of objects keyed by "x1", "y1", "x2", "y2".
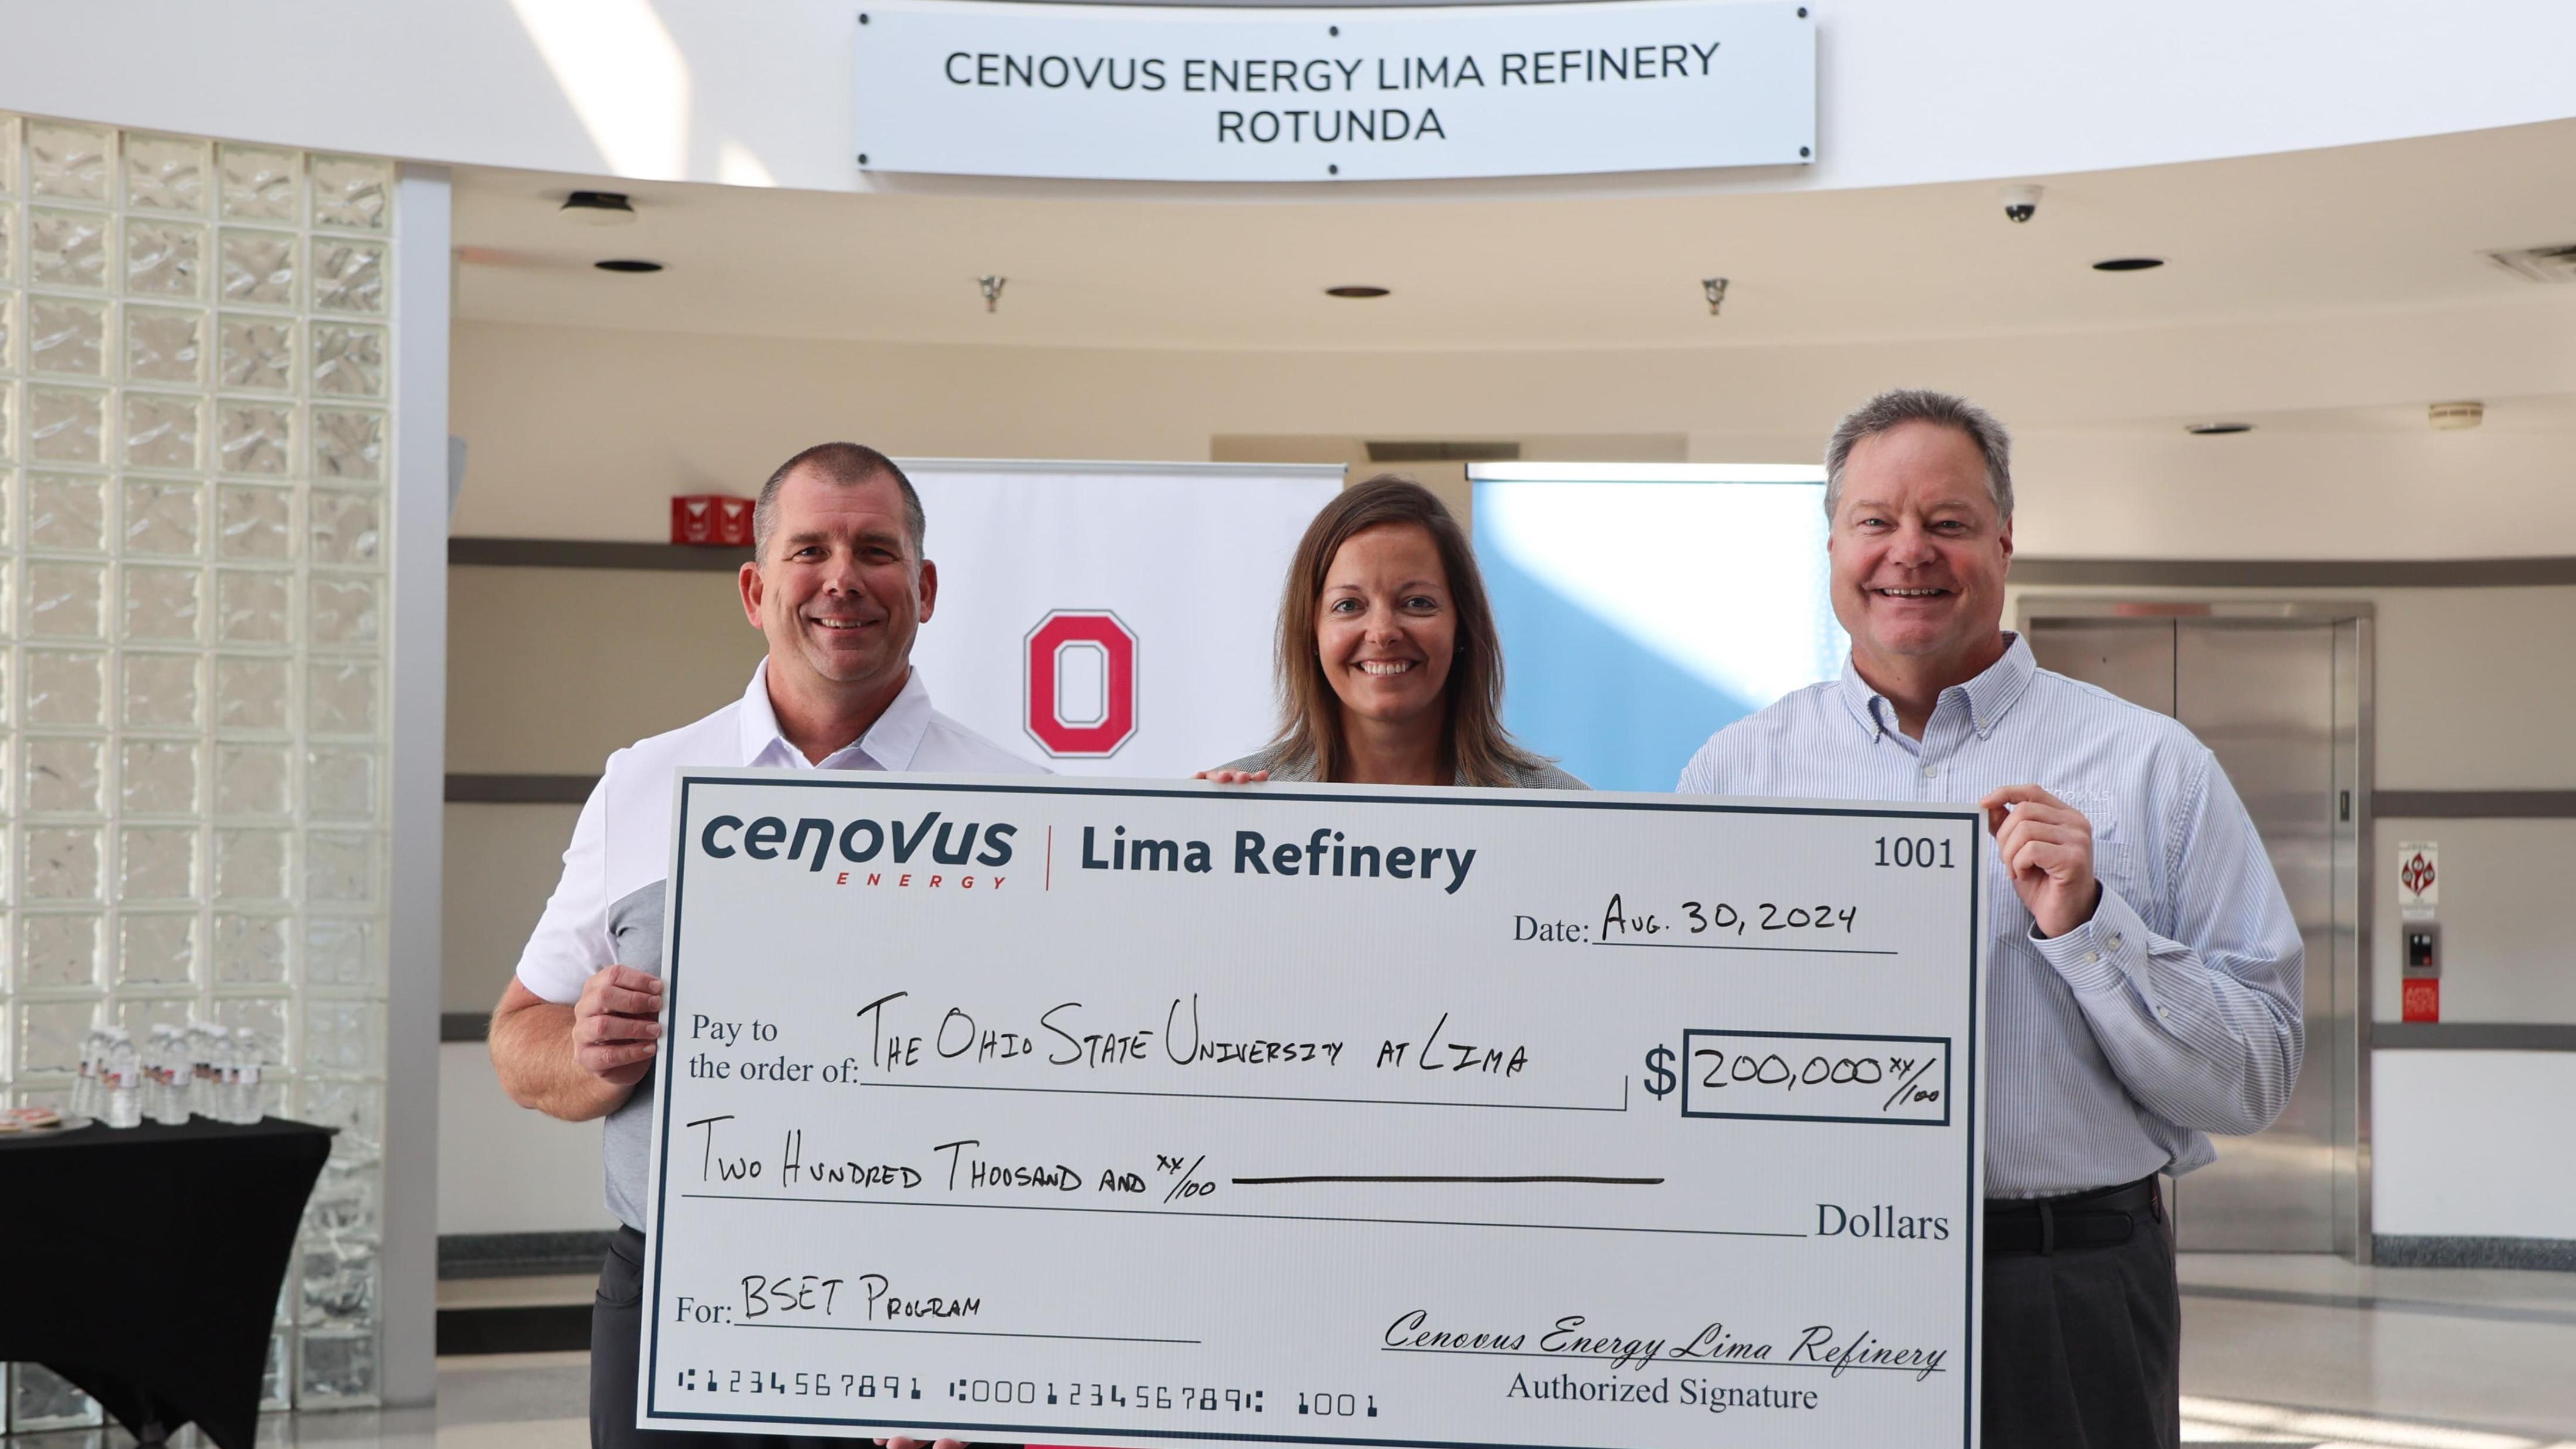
[
  {"x1": 2396, "y1": 840, "x2": 2439, "y2": 921},
  {"x1": 1024, "y1": 609, "x2": 1139, "y2": 758},
  {"x1": 671, "y1": 493, "x2": 752, "y2": 547}
]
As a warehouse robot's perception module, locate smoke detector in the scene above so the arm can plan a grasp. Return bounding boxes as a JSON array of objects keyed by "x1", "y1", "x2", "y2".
[
  {"x1": 2429, "y1": 401, "x2": 2484, "y2": 431},
  {"x1": 2483, "y1": 244, "x2": 2576, "y2": 284}
]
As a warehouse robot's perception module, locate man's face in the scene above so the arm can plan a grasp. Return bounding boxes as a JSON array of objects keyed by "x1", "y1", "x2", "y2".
[
  {"x1": 1827, "y1": 420, "x2": 2013, "y2": 668},
  {"x1": 738, "y1": 468, "x2": 935, "y2": 697}
]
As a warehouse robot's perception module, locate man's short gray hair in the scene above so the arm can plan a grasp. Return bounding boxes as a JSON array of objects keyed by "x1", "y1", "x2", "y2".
[
  {"x1": 1822, "y1": 389, "x2": 2014, "y2": 525},
  {"x1": 752, "y1": 442, "x2": 926, "y2": 562}
]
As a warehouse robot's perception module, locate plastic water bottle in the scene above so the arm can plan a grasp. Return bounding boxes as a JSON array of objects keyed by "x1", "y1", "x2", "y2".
[
  {"x1": 190, "y1": 1021, "x2": 228, "y2": 1118},
  {"x1": 229, "y1": 1029, "x2": 265, "y2": 1123},
  {"x1": 137, "y1": 1026, "x2": 161, "y2": 1121},
  {"x1": 71, "y1": 1027, "x2": 103, "y2": 1118},
  {"x1": 148, "y1": 1024, "x2": 191, "y2": 1124},
  {"x1": 103, "y1": 1030, "x2": 143, "y2": 1129},
  {"x1": 184, "y1": 1020, "x2": 209, "y2": 1116}
]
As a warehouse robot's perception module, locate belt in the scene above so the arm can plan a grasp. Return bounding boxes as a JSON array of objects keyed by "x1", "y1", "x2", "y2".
[{"x1": 1984, "y1": 1176, "x2": 2160, "y2": 1256}]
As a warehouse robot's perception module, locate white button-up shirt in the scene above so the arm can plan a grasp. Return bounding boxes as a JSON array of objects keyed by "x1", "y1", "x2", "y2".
[
  {"x1": 514, "y1": 663, "x2": 1043, "y2": 1228},
  {"x1": 1677, "y1": 635, "x2": 2304, "y2": 1197}
]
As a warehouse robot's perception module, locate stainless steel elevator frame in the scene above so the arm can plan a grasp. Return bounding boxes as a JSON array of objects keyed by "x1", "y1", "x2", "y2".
[{"x1": 2017, "y1": 598, "x2": 2374, "y2": 1261}]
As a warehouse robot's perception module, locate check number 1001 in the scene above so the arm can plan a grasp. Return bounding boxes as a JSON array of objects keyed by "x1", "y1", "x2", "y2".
[{"x1": 1874, "y1": 836, "x2": 1957, "y2": 869}]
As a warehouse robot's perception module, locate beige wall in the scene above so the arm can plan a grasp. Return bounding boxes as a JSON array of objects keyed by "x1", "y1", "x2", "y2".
[
  {"x1": 443, "y1": 801, "x2": 585, "y2": 1015},
  {"x1": 447, "y1": 565, "x2": 765, "y2": 776},
  {"x1": 450, "y1": 319, "x2": 2576, "y2": 559}
]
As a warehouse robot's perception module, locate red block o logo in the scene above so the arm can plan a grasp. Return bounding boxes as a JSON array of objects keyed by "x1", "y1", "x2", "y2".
[{"x1": 1024, "y1": 611, "x2": 1139, "y2": 757}]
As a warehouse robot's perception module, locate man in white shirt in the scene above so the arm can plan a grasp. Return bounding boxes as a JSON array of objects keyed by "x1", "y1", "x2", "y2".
[{"x1": 489, "y1": 442, "x2": 1037, "y2": 1449}]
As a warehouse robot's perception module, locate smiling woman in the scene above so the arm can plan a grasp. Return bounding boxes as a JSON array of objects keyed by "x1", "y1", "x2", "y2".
[{"x1": 1207, "y1": 476, "x2": 1582, "y2": 790}]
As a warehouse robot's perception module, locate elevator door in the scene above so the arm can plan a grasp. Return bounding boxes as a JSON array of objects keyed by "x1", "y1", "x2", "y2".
[{"x1": 2025, "y1": 618, "x2": 2355, "y2": 1253}]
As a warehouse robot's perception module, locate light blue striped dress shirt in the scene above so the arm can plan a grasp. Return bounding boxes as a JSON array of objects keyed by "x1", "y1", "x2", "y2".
[{"x1": 1676, "y1": 634, "x2": 2304, "y2": 1197}]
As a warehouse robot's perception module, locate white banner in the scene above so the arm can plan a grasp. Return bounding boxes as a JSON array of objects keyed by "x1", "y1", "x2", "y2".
[
  {"x1": 899, "y1": 459, "x2": 1342, "y2": 776},
  {"x1": 639, "y1": 774, "x2": 1986, "y2": 1448},
  {"x1": 853, "y1": 0, "x2": 1817, "y2": 183}
]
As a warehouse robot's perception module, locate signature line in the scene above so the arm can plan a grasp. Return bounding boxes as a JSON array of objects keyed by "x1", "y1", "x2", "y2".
[
  {"x1": 1233, "y1": 1174, "x2": 1663, "y2": 1187},
  {"x1": 1382, "y1": 1346, "x2": 1942, "y2": 1375}
]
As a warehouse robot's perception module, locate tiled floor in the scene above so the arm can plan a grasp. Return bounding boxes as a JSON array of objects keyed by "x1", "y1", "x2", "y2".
[
  {"x1": 17, "y1": 1256, "x2": 2576, "y2": 1449},
  {"x1": 2175, "y1": 1253, "x2": 2576, "y2": 1447}
]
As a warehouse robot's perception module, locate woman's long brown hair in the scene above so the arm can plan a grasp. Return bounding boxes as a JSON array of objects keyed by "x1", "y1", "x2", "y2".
[{"x1": 1268, "y1": 475, "x2": 1549, "y2": 786}]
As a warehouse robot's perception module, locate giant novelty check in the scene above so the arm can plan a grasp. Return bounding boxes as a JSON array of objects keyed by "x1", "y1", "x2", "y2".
[{"x1": 640, "y1": 774, "x2": 1986, "y2": 1449}]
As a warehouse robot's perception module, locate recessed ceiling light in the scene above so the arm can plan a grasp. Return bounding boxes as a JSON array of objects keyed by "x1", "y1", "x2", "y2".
[
  {"x1": 2093, "y1": 257, "x2": 2166, "y2": 272},
  {"x1": 1325, "y1": 285, "x2": 1390, "y2": 298},
  {"x1": 561, "y1": 190, "x2": 637, "y2": 225},
  {"x1": 594, "y1": 258, "x2": 664, "y2": 274},
  {"x1": 2185, "y1": 422, "x2": 2253, "y2": 435}
]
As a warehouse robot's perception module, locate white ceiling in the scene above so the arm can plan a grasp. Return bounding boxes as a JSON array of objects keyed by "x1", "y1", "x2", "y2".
[{"x1": 453, "y1": 116, "x2": 2576, "y2": 358}]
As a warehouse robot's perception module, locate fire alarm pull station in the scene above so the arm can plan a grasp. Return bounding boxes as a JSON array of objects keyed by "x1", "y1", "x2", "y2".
[
  {"x1": 2404, "y1": 924, "x2": 2441, "y2": 976},
  {"x1": 2402, "y1": 922, "x2": 2441, "y2": 1022}
]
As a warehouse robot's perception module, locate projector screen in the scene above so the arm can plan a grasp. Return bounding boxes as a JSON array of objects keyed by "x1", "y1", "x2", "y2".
[{"x1": 1471, "y1": 464, "x2": 1847, "y2": 793}]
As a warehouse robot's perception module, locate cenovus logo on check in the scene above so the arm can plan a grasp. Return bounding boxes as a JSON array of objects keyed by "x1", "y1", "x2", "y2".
[{"x1": 700, "y1": 812, "x2": 1018, "y2": 871}]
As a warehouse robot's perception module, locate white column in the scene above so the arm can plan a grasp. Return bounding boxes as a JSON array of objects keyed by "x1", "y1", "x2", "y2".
[{"x1": 381, "y1": 163, "x2": 450, "y2": 1408}]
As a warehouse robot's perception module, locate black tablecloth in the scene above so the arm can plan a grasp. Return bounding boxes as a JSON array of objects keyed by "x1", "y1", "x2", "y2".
[{"x1": 0, "y1": 1116, "x2": 332, "y2": 1449}]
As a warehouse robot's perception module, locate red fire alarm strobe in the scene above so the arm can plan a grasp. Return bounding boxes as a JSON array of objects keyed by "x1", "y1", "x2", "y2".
[
  {"x1": 671, "y1": 494, "x2": 753, "y2": 547},
  {"x1": 2402, "y1": 978, "x2": 2440, "y2": 1023}
]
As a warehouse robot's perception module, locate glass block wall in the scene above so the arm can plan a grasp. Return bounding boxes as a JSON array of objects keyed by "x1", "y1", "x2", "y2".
[{"x1": 0, "y1": 112, "x2": 396, "y2": 1416}]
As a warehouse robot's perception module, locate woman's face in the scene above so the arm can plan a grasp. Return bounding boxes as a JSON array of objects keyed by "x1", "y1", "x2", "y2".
[{"x1": 1316, "y1": 522, "x2": 1458, "y2": 733}]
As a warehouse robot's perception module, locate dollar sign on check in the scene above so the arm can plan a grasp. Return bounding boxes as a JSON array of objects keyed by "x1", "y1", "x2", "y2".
[{"x1": 1643, "y1": 1044, "x2": 1677, "y2": 1100}]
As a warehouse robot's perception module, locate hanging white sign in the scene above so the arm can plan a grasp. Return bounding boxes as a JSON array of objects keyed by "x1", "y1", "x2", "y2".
[{"x1": 852, "y1": 0, "x2": 1817, "y2": 183}]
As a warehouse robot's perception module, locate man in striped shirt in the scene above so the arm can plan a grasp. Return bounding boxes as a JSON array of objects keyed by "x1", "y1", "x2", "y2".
[{"x1": 1677, "y1": 389, "x2": 2303, "y2": 1448}]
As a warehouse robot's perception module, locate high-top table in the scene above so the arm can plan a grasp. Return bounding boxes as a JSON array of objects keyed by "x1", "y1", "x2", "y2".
[{"x1": 0, "y1": 1117, "x2": 332, "y2": 1449}]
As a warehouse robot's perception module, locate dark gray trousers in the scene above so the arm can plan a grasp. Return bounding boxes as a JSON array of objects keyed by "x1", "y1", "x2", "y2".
[{"x1": 1981, "y1": 1184, "x2": 2181, "y2": 1449}]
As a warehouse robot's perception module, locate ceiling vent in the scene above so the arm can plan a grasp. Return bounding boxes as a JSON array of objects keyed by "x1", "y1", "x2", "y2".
[
  {"x1": 2483, "y1": 244, "x2": 2576, "y2": 283},
  {"x1": 1365, "y1": 440, "x2": 1521, "y2": 463}
]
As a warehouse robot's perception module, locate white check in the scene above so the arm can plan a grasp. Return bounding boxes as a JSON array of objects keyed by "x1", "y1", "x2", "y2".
[{"x1": 640, "y1": 774, "x2": 1987, "y2": 1449}]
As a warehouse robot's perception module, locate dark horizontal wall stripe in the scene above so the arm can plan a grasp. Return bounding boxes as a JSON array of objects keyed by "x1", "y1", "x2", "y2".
[
  {"x1": 2375, "y1": 1023, "x2": 2576, "y2": 1052},
  {"x1": 446, "y1": 773, "x2": 599, "y2": 804},
  {"x1": 2378, "y1": 790, "x2": 2576, "y2": 818},
  {"x1": 441, "y1": 1230, "x2": 617, "y2": 1279},
  {"x1": 451, "y1": 537, "x2": 752, "y2": 571},
  {"x1": 2013, "y1": 556, "x2": 2576, "y2": 589},
  {"x1": 437, "y1": 1304, "x2": 595, "y2": 1354},
  {"x1": 441, "y1": 1013, "x2": 490, "y2": 1043},
  {"x1": 2375, "y1": 1235, "x2": 2576, "y2": 1273}
]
